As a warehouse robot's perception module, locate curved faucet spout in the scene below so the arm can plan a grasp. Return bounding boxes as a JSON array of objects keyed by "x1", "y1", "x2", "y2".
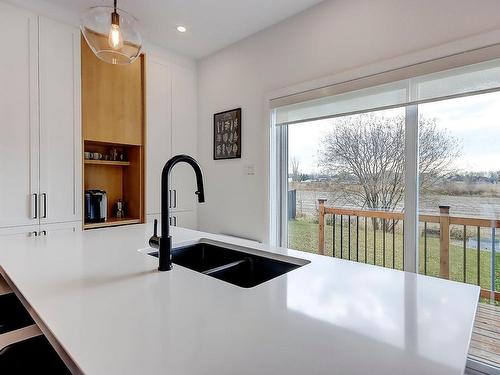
[
  {"x1": 162, "y1": 154, "x2": 205, "y2": 203},
  {"x1": 149, "y1": 154, "x2": 206, "y2": 271}
]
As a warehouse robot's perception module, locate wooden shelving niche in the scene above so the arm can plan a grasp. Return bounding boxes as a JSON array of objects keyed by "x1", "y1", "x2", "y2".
[{"x1": 81, "y1": 37, "x2": 145, "y2": 230}]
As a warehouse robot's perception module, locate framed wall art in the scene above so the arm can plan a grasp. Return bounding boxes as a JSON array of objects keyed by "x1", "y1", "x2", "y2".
[{"x1": 213, "y1": 108, "x2": 241, "y2": 160}]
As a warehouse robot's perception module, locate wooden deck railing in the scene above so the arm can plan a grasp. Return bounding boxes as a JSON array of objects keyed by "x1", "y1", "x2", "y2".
[{"x1": 317, "y1": 199, "x2": 500, "y2": 301}]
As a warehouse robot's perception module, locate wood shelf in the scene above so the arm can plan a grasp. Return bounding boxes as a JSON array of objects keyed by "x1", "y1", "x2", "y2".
[
  {"x1": 84, "y1": 160, "x2": 131, "y2": 166},
  {"x1": 83, "y1": 218, "x2": 141, "y2": 230},
  {"x1": 84, "y1": 139, "x2": 142, "y2": 147}
]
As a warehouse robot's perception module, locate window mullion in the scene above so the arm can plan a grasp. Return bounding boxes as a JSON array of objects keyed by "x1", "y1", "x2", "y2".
[
  {"x1": 403, "y1": 104, "x2": 419, "y2": 273},
  {"x1": 278, "y1": 125, "x2": 289, "y2": 247}
]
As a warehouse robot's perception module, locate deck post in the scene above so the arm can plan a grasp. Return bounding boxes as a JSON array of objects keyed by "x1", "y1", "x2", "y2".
[
  {"x1": 318, "y1": 199, "x2": 327, "y2": 256},
  {"x1": 439, "y1": 206, "x2": 450, "y2": 279},
  {"x1": 492, "y1": 226, "x2": 496, "y2": 300}
]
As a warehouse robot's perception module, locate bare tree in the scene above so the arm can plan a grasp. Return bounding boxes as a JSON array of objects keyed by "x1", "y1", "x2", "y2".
[
  {"x1": 318, "y1": 112, "x2": 460, "y2": 219},
  {"x1": 291, "y1": 156, "x2": 301, "y2": 182}
]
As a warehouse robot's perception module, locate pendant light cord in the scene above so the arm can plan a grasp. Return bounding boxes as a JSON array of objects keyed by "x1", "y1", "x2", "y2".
[{"x1": 114, "y1": 0, "x2": 117, "y2": 12}]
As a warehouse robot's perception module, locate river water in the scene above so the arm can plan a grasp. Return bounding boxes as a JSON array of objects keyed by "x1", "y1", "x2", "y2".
[{"x1": 292, "y1": 190, "x2": 500, "y2": 219}]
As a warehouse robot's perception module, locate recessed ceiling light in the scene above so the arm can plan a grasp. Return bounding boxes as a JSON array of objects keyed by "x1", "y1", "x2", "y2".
[{"x1": 176, "y1": 26, "x2": 187, "y2": 33}]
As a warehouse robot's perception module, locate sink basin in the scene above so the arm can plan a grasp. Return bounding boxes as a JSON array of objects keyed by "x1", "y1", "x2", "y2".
[
  {"x1": 147, "y1": 241, "x2": 309, "y2": 288},
  {"x1": 158, "y1": 242, "x2": 244, "y2": 273}
]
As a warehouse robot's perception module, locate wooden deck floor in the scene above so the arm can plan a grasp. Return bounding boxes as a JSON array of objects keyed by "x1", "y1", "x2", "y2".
[{"x1": 469, "y1": 303, "x2": 500, "y2": 368}]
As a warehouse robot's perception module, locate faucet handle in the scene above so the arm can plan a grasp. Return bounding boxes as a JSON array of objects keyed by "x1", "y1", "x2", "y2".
[{"x1": 149, "y1": 219, "x2": 160, "y2": 249}]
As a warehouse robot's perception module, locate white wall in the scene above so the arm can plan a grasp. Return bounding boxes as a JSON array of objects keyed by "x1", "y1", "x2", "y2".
[{"x1": 197, "y1": 0, "x2": 500, "y2": 243}]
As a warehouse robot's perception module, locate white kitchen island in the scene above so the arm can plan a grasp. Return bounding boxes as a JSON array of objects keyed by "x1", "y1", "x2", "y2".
[{"x1": 0, "y1": 224, "x2": 479, "y2": 375}]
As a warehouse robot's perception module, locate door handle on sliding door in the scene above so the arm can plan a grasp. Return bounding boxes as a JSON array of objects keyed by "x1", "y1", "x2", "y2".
[
  {"x1": 41, "y1": 193, "x2": 47, "y2": 219},
  {"x1": 31, "y1": 193, "x2": 38, "y2": 219}
]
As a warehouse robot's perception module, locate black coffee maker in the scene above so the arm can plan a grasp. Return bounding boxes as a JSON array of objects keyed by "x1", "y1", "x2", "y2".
[{"x1": 84, "y1": 190, "x2": 107, "y2": 223}]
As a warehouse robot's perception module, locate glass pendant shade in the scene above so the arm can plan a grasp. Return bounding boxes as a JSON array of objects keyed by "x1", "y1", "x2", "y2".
[{"x1": 81, "y1": 6, "x2": 142, "y2": 65}]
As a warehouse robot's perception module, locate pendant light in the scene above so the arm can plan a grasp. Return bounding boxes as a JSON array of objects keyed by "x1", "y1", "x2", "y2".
[{"x1": 81, "y1": 0, "x2": 142, "y2": 65}]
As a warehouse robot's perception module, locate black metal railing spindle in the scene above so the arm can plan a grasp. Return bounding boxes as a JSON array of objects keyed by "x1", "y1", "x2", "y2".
[
  {"x1": 340, "y1": 215, "x2": 343, "y2": 259},
  {"x1": 392, "y1": 219, "x2": 395, "y2": 269},
  {"x1": 332, "y1": 214, "x2": 336, "y2": 258},
  {"x1": 424, "y1": 222, "x2": 427, "y2": 275},
  {"x1": 402, "y1": 224, "x2": 405, "y2": 269},
  {"x1": 477, "y1": 226, "x2": 481, "y2": 287},
  {"x1": 356, "y1": 216, "x2": 359, "y2": 262},
  {"x1": 463, "y1": 225, "x2": 467, "y2": 283},
  {"x1": 364, "y1": 217, "x2": 368, "y2": 263},
  {"x1": 383, "y1": 219, "x2": 386, "y2": 268},
  {"x1": 348, "y1": 216, "x2": 351, "y2": 260}
]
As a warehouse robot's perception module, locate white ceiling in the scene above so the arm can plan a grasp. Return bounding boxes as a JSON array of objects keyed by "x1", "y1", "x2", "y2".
[{"x1": 44, "y1": 0, "x2": 325, "y2": 59}]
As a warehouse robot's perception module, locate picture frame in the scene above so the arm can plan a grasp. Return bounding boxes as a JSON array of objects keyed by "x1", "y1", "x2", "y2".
[{"x1": 213, "y1": 108, "x2": 242, "y2": 160}]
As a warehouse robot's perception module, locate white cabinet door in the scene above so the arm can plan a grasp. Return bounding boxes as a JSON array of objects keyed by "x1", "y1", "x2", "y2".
[
  {"x1": 146, "y1": 214, "x2": 160, "y2": 223},
  {"x1": 147, "y1": 211, "x2": 196, "y2": 230},
  {"x1": 146, "y1": 56, "x2": 172, "y2": 215},
  {"x1": 0, "y1": 222, "x2": 81, "y2": 238},
  {"x1": 171, "y1": 64, "x2": 198, "y2": 212},
  {"x1": 0, "y1": 225, "x2": 39, "y2": 239},
  {"x1": 170, "y1": 210, "x2": 197, "y2": 230},
  {"x1": 0, "y1": 3, "x2": 39, "y2": 228},
  {"x1": 39, "y1": 17, "x2": 82, "y2": 224},
  {"x1": 40, "y1": 221, "x2": 81, "y2": 236}
]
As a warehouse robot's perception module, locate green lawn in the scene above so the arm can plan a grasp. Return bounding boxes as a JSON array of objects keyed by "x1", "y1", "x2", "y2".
[{"x1": 288, "y1": 218, "x2": 500, "y2": 292}]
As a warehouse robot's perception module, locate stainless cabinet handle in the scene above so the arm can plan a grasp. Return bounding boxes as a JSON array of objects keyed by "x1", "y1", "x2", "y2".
[
  {"x1": 169, "y1": 190, "x2": 172, "y2": 208},
  {"x1": 30, "y1": 231, "x2": 38, "y2": 237},
  {"x1": 174, "y1": 190, "x2": 177, "y2": 208},
  {"x1": 174, "y1": 216, "x2": 177, "y2": 226},
  {"x1": 31, "y1": 193, "x2": 38, "y2": 219},
  {"x1": 41, "y1": 193, "x2": 47, "y2": 219},
  {"x1": 40, "y1": 230, "x2": 47, "y2": 236}
]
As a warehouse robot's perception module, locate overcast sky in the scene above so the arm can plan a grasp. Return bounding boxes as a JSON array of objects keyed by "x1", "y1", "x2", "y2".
[{"x1": 289, "y1": 91, "x2": 500, "y2": 174}]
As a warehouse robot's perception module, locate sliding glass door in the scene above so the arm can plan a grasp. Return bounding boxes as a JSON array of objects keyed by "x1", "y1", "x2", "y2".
[
  {"x1": 417, "y1": 92, "x2": 500, "y2": 371},
  {"x1": 271, "y1": 54, "x2": 500, "y2": 373}
]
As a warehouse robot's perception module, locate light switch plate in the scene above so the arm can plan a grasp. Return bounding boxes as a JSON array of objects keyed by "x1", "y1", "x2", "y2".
[{"x1": 244, "y1": 164, "x2": 256, "y2": 175}]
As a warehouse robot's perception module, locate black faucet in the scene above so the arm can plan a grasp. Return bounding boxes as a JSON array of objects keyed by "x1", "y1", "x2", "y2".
[{"x1": 149, "y1": 154, "x2": 205, "y2": 271}]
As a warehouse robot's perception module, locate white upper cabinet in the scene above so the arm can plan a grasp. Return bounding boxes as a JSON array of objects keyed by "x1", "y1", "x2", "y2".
[
  {"x1": 171, "y1": 64, "x2": 198, "y2": 213},
  {"x1": 146, "y1": 55, "x2": 198, "y2": 223},
  {"x1": 146, "y1": 56, "x2": 172, "y2": 215},
  {"x1": 0, "y1": 3, "x2": 81, "y2": 230},
  {"x1": 171, "y1": 64, "x2": 197, "y2": 156},
  {"x1": 39, "y1": 17, "x2": 82, "y2": 224},
  {"x1": 0, "y1": 3, "x2": 39, "y2": 228}
]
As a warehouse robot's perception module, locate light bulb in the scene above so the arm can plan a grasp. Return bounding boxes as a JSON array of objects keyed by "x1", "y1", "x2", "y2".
[{"x1": 108, "y1": 23, "x2": 123, "y2": 50}]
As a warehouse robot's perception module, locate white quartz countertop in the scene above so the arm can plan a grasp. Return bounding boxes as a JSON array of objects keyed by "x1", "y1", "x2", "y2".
[{"x1": 0, "y1": 224, "x2": 479, "y2": 375}]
